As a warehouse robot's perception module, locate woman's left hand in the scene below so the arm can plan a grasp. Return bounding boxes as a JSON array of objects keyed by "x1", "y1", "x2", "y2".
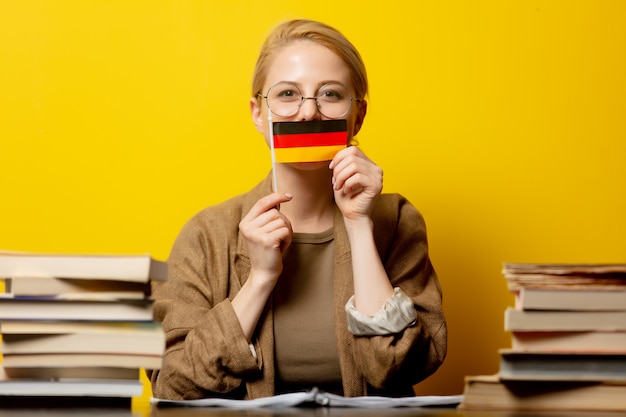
[{"x1": 330, "y1": 146, "x2": 383, "y2": 222}]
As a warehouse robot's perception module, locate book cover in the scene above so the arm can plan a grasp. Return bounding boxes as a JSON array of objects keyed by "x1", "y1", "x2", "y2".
[
  {"x1": 511, "y1": 331, "x2": 626, "y2": 353},
  {"x1": 0, "y1": 378, "x2": 143, "y2": 398},
  {"x1": 1, "y1": 324, "x2": 164, "y2": 356},
  {"x1": 4, "y1": 277, "x2": 149, "y2": 299},
  {"x1": 0, "y1": 298, "x2": 154, "y2": 322},
  {"x1": 0, "y1": 320, "x2": 159, "y2": 335},
  {"x1": 498, "y1": 349, "x2": 626, "y2": 382},
  {"x1": 504, "y1": 307, "x2": 626, "y2": 331},
  {"x1": 503, "y1": 263, "x2": 626, "y2": 275},
  {"x1": 0, "y1": 252, "x2": 167, "y2": 282},
  {"x1": 502, "y1": 262, "x2": 626, "y2": 291},
  {"x1": 1, "y1": 352, "x2": 163, "y2": 370},
  {"x1": 459, "y1": 374, "x2": 626, "y2": 412},
  {"x1": 516, "y1": 287, "x2": 626, "y2": 311},
  {"x1": 1, "y1": 366, "x2": 140, "y2": 380}
]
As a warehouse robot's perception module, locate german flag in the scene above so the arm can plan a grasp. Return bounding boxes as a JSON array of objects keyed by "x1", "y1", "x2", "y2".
[{"x1": 272, "y1": 120, "x2": 347, "y2": 163}]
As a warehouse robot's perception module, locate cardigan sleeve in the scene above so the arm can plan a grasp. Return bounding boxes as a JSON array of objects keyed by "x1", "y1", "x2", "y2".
[
  {"x1": 345, "y1": 287, "x2": 417, "y2": 335},
  {"x1": 346, "y1": 194, "x2": 447, "y2": 392},
  {"x1": 149, "y1": 211, "x2": 261, "y2": 400}
]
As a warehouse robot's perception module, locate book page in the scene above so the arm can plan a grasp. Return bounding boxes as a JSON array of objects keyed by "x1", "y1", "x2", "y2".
[{"x1": 151, "y1": 388, "x2": 463, "y2": 409}]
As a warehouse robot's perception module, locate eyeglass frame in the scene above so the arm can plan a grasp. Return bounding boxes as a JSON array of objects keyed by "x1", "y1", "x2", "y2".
[{"x1": 256, "y1": 81, "x2": 362, "y2": 119}]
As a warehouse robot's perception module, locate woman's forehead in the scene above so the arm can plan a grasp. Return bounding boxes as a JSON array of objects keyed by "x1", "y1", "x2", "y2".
[{"x1": 264, "y1": 41, "x2": 351, "y2": 89}]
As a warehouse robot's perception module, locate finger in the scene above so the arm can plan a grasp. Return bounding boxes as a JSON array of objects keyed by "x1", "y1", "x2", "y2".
[
  {"x1": 335, "y1": 162, "x2": 383, "y2": 194},
  {"x1": 243, "y1": 208, "x2": 290, "y2": 238},
  {"x1": 337, "y1": 173, "x2": 368, "y2": 196},
  {"x1": 329, "y1": 146, "x2": 367, "y2": 169},
  {"x1": 333, "y1": 153, "x2": 372, "y2": 191},
  {"x1": 276, "y1": 223, "x2": 293, "y2": 253},
  {"x1": 244, "y1": 192, "x2": 293, "y2": 221},
  {"x1": 332, "y1": 160, "x2": 358, "y2": 190},
  {"x1": 261, "y1": 212, "x2": 292, "y2": 234},
  {"x1": 258, "y1": 216, "x2": 293, "y2": 252},
  {"x1": 331, "y1": 150, "x2": 378, "y2": 189}
]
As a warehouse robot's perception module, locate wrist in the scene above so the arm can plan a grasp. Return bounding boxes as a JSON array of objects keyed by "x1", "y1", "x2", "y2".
[
  {"x1": 343, "y1": 216, "x2": 374, "y2": 239},
  {"x1": 246, "y1": 268, "x2": 279, "y2": 294}
]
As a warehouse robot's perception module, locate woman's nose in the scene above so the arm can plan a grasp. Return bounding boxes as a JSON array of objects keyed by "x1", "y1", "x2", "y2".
[{"x1": 298, "y1": 97, "x2": 321, "y2": 120}]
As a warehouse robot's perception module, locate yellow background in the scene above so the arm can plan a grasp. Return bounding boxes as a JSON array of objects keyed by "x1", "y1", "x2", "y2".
[{"x1": 1, "y1": 0, "x2": 625, "y2": 406}]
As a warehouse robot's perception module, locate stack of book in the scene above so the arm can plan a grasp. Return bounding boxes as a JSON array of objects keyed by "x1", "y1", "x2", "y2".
[
  {"x1": 459, "y1": 262, "x2": 626, "y2": 412},
  {"x1": 0, "y1": 251, "x2": 167, "y2": 404}
]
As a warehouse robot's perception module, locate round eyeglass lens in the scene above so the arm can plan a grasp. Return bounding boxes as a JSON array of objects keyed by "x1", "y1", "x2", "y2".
[
  {"x1": 316, "y1": 83, "x2": 352, "y2": 118},
  {"x1": 266, "y1": 82, "x2": 302, "y2": 117}
]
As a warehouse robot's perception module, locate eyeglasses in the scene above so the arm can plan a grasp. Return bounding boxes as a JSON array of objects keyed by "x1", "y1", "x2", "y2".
[{"x1": 258, "y1": 81, "x2": 359, "y2": 119}]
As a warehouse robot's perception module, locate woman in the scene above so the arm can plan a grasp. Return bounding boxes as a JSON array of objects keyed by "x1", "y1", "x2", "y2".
[{"x1": 150, "y1": 19, "x2": 446, "y2": 400}]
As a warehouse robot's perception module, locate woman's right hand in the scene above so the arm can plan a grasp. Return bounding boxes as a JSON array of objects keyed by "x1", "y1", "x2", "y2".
[{"x1": 239, "y1": 192, "x2": 293, "y2": 287}]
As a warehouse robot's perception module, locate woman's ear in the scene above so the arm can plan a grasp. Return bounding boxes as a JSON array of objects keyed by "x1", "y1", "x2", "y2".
[
  {"x1": 353, "y1": 99, "x2": 367, "y2": 136},
  {"x1": 250, "y1": 97, "x2": 264, "y2": 134}
]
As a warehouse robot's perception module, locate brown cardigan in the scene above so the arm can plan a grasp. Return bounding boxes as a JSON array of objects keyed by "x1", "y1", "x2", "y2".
[{"x1": 150, "y1": 174, "x2": 447, "y2": 400}]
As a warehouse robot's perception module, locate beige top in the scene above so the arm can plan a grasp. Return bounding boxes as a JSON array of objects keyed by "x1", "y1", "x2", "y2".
[{"x1": 272, "y1": 228, "x2": 342, "y2": 394}]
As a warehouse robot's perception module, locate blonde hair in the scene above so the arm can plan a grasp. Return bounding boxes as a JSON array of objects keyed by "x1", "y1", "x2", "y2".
[{"x1": 252, "y1": 19, "x2": 368, "y2": 101}]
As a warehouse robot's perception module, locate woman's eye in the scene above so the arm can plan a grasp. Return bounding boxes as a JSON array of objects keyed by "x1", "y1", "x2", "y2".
[
  {"x1": 320, "y1": 90, "x2": 342, "y2": 101},
  {"x1": 277, "y1": 90, "x2": 298, "y2": 99}
]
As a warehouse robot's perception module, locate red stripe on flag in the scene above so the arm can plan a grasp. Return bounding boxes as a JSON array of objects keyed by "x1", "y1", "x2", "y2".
[{"x1": 273, "y1": 131, "x2": 347, "y2": 149}]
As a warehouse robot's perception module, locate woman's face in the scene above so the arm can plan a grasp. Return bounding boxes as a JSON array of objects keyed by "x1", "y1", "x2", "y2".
[{"x1": 251, "y1": 41, "x2": 366, "y2": 150}]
